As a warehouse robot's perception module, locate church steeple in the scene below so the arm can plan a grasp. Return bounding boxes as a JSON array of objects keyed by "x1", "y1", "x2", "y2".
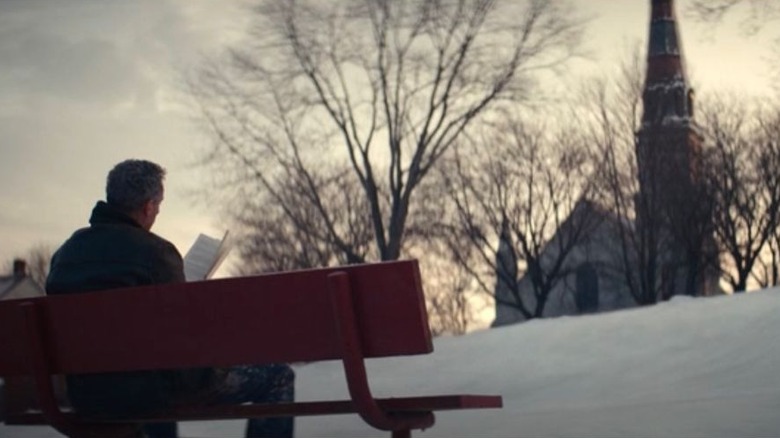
[
  {"x1": 636, "y1": 0, "x2": 716, "y2": 299},
  {"x1": 642, "y1": 0, "x2": 694, "y2": 127}
]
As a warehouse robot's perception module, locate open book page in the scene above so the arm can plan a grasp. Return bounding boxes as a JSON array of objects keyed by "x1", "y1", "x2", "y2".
[{"x1": 183, "y1": 231, "x2": 231, "y2": 281}]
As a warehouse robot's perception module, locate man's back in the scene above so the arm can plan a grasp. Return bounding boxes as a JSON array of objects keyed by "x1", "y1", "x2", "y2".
[
  {"x1": 46, "y1": 201, "x2": 208, "y2": 416},
  {"x1": 47, "y1": 201, "x2": 184, "y2": 295}
]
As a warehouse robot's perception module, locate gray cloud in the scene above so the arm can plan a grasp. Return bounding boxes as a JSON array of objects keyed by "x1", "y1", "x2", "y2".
[
  {"x1": 0, "y1": 0, "x2": 237, "y2": 114},
  {"x1": 0, "y1": 0, "x2": 243, "y2": 263},
  {"x1": 1, "y1": 33, "x2": 153, "y2": 106}
]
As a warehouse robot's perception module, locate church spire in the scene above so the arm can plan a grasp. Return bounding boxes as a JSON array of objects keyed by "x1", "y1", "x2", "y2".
[
  {"x1": 642, "y1": 0, "x2": 694, "y2": 127},
  {"x1": 636, "y1": 0, "x2": 716, "y2": 299}
]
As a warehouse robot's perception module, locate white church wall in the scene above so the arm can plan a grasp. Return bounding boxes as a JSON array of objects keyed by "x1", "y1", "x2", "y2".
[{"x1": 493, "y1": 213, "x2": 637, "y2": 327}]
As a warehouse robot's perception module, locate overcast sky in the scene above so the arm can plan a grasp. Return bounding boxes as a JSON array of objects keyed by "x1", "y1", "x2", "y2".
[{"x1": 1, "y1": 0, "x2": 776, "y2": 267}]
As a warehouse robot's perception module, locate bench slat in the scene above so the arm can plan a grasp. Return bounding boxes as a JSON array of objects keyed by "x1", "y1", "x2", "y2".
[
  {"x1": 0, "y1": 261, "x2": 432, "y2": 375},
  {"x1": 6, "y1": 395, "x2": 503, "y2": 424}
]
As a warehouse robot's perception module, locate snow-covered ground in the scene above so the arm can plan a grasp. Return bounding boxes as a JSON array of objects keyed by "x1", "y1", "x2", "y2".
[{"x1": 3, "y1": 289, "x2": 779, "y2": 437}]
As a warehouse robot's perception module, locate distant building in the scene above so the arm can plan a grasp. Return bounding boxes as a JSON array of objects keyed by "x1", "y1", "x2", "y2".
[
  {"x1": 493, "y1": 0, "x2": 719, "y2": 326},
  {"x1": 0, "y1": 259, "x2": 45, "y2": 300},
  {"x1": 492, "y1": 201, "x2": 638, "y2": 326}
]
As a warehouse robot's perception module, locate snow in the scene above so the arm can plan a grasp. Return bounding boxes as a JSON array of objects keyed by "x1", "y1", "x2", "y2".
[
  {"x1": 3, "y1": 290, "x2": 779, "y2": 437},
  {"x1": 645, "y1": 76, "x2": 687, "y2": 92}
]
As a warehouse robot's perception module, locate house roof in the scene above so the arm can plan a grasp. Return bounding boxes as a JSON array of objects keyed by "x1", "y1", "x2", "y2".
[{"x1": 0, "y1": 275, "x2": 45, "y2": 300}]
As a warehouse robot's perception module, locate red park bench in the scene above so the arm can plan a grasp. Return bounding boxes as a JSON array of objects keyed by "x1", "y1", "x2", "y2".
[{"x1": 0, "y1": 260, "x2": 502, "y2": 437}]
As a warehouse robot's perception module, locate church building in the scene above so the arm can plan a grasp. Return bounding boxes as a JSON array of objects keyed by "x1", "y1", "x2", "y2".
[{"x1": 493, "y1": 0, "x2": 720, "y2": 326}]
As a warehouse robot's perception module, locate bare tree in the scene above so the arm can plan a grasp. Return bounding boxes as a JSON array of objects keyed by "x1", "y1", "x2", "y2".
[
  {"x1": 397, "y1": 163, "x2": 481, "y2": 335},
  {"x1": 756, "y1": 227, "x2": 780, "y2": 288},
  {"x1": 433, "y1": 115, "x2": 599, "y2": 320},
  {"x1": 700, "y1": 99, "x2": 780, "y2": 292},
  {"x1": 591, "y1": 56, "x2": 780, "y2": 297},
  {"x1": 228, "y1": 168, "x2": 375, "y2": 275},
  {"x1": 580, "y1": 47, "x2": 676, "y2": 305},
  {"x1": 688, "y1": 0, "x2": 780, "y2": 33},
  {"x1": 687, "y1": 0, "x2": 780, "y2": 94},
  {"x1": 580, "y1": 46, "x2": 716, "y2": 306},
  {"x1": 408, "y1": 239, "x2": 477, "y2": 336},
  {"x1": 756, "y1": 112, "x2": 780, "y2": 289},
  {"x1": 189, "y1": 0, "x2": 584, "y2": 269}
]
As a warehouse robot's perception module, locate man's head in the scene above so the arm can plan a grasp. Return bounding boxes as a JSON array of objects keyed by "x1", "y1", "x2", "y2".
[{"x1": 106, "y1": 159, "x2": 166, "y2": 230}]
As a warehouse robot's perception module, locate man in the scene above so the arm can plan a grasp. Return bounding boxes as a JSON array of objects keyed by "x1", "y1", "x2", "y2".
[{"x1": 47, "y1": 159, "x2": 294, "y2": 438}]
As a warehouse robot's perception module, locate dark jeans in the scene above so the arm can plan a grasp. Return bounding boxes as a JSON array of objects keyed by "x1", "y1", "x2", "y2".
[{"x1": 140, "y1": 364, "x2": 295, "y2": 438}]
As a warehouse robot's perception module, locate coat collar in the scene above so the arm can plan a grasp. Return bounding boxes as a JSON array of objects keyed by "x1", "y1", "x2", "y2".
[{"x1": 89, "y1": 201, "x2": 143, "y2": 229}]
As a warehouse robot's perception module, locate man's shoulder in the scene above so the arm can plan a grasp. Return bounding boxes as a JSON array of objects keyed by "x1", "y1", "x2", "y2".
[
  {"x1": 48, "y1": 224, "x2": 185, "y2": 293},
  {"x1": 112, "y1": 226, "x2": 183, "y2": 267},
  {"x1": 53, "y1": 223, "x2": 182, "y2": 270},
  {"x1": 146, "y1": 231, "x2": 182, "y2": 259}
]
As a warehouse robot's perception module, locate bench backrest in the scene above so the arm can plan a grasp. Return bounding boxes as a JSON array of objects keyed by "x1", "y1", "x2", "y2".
[{"x1": 0, "y1": 260, "x2": 432, "y2": 376}]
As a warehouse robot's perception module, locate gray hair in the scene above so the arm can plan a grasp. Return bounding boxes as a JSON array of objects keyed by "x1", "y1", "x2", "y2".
[{"x1": 106, "y1": 159, "x2": 166, "y2": 213}]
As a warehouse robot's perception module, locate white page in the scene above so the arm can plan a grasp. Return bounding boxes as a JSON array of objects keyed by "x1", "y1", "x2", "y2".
[{"x1": 183, "y1": 232, "x2": 229, "y2": 281}]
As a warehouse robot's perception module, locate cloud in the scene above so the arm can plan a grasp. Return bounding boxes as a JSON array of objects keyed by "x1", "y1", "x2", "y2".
[
  {"x1": 0, "y1": 0, "x2": 220, "y2": 115},
  {"x1": 1, "y1": 33, "x2": 154, "y2": 108},
  {"x1": 0, "y1": 0, "x2": 245, "y2": 263}
]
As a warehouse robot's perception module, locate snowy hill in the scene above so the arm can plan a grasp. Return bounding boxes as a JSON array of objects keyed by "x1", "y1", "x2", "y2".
[{"x1": 3, "y1": 290, "x2": 779, "y2": 437}]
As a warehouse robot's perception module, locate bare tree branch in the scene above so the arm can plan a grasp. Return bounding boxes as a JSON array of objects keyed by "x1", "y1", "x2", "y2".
[
  {"x1": 700, "y1": 97, "x2": 780, "y2": 292},
  {"x1": 431, "y1": 114, "x2": 599, "y2": 320},
  {"x1": 688, "y1": 0, "x2": 780, "y2": 34},
  {"x1": 188, "y1": 0, "x2": 585, "y2": 273}
]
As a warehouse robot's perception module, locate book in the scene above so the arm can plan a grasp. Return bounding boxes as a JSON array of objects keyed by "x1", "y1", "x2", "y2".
[{"x1": 183, "y1": 231, "x2": 231, "y2": 281}]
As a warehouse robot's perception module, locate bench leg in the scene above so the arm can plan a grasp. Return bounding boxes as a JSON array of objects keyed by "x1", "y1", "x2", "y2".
[
  {"x1": 3, "y1": 376, "x2": 38, "y2": 417},
  {"x1": 391, "y1": 429, "x2": 411, "y2": 438}
]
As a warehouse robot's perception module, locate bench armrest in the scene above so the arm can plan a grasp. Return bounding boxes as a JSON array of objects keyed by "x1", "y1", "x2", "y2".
[{"x1": 328, "y1": 272, "x2": 435, "y2": 432}]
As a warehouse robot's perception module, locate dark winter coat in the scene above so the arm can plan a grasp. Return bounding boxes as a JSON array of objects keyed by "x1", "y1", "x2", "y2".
[{"x1": 46, "y1": 201, "x2": 212, "y2": 416}]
